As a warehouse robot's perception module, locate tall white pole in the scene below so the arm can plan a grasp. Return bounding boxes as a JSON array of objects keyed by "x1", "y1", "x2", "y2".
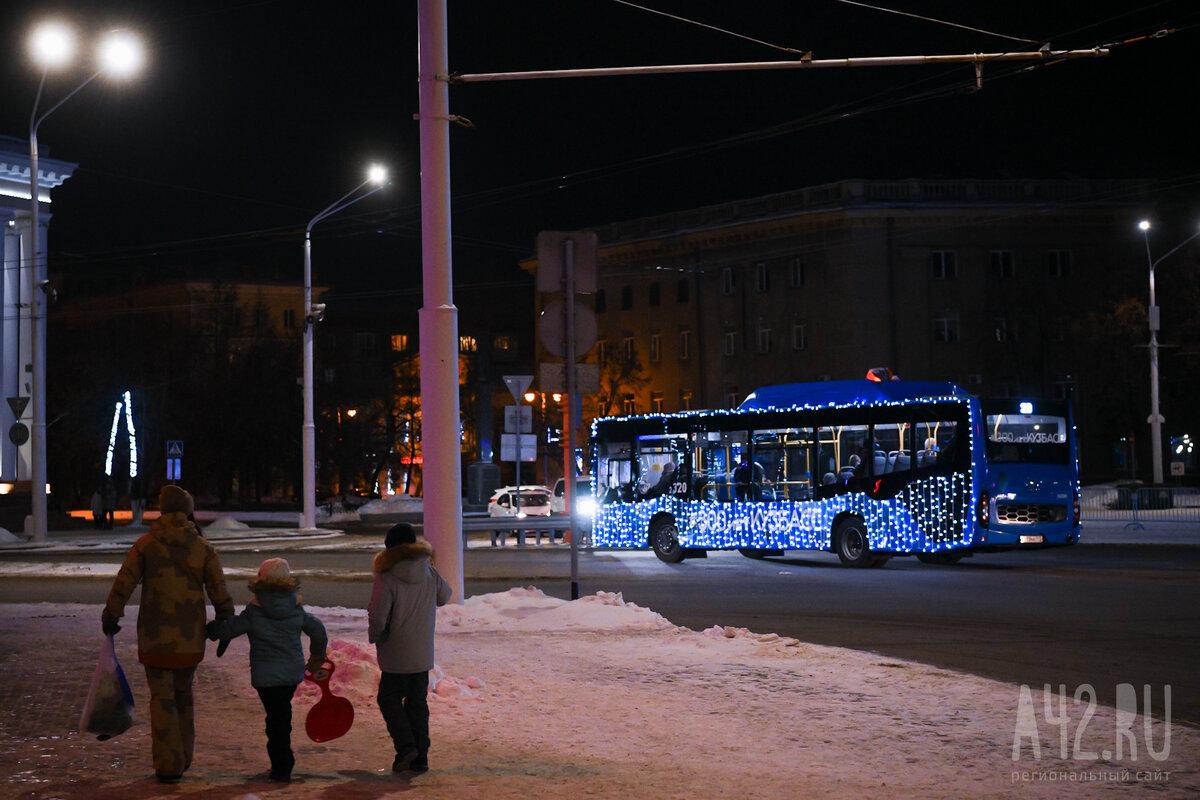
[
  {"x1": 28, "y1": 122, "x2": 48, "y2": 543},
  {"x1": 302, "y1": 229, "x2": 317, "y2": 529},
  {"x1": 1143, "y1": 228, "x2": 1163, "y2": 485},
  {"x1": 418, "y1": 0, "x2": 464, "y2": 601}
]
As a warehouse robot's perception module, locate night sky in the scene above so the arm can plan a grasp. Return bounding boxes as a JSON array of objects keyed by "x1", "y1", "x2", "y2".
[{"x1": 3, "y1": 1, "x2": 1198, "y2": 298}]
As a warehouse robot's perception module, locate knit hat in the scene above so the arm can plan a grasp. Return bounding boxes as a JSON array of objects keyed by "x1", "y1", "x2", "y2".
[
  {"x1": 159, "y1": 484, "x2": 193, "y2": 515},
  {"x1": 385, "y1": 522, "x2": 417, "y2": 548},
  {"x1": 249, "y1": 557, "x2": 298, "y2": 592}
]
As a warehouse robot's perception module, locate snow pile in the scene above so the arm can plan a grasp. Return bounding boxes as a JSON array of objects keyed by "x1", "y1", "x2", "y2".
[
  {"x1": 440, "y1": 586, "x2": 678, "y2": 633},
  {"x1": 204, "y1": 517, "x2": 252, "y2": 532},
  {"x1": 357, "y1": 495, "x2": 424, "y2": 516}
]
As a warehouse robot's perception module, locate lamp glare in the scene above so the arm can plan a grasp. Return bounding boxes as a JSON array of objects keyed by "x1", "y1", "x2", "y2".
[
  {"x1": 98, "y1": 30, "x2": 143, "y2": 78},
  {"x1": 31, "y1": 22, "x2": 76, "y2": 69}
]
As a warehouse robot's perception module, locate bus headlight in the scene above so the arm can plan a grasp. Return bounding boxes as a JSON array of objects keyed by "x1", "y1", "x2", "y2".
[
  {"x1": 977, "y1": 489, "x2": 990, "y2": 529},
  {"x1": 576, "y1": 496, "x2": 597, "y2": 517}
]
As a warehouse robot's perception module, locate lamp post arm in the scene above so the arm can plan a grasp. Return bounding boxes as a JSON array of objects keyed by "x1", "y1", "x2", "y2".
[
  {"x1": 1151, "y1": 229, "x2": 1200, "y2": 272},
  {"x1": 31, "y1": 70, "x2": 102, "y2": 135},
  {"x1": 306, "y1": 181, "x2": 388, "y2": 233}
]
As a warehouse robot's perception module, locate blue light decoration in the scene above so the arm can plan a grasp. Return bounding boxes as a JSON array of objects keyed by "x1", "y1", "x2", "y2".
[
  {"x1": 104, "y1": 391, "x2": 139, "y2": 479},
  {"x1": 591, "y1": 380, "x2": 983, "y2": 556}
]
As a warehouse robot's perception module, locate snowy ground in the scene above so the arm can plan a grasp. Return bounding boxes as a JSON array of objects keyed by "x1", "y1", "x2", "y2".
[{"x1": 1, "y1": 589, "x2": 1194, "y2": 799}]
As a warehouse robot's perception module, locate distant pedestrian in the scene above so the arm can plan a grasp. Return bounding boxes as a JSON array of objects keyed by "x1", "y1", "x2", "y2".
[
  {"x1": 102, "y1": 476, "x2": 117, "y2": 529},
  {"x1": 207, "y1": 558, "x2": 328, "y2": 782},
  {"x1": 91, "y1": 486, "x2": 105, "y2": 530},
  {"x1": 129, "y1": 475, "x2": 147, "y2": 526},
  {"x1": 368, "y1": 523, "x2": 452, "y2": 774},
  {"x1": 102, "y1": 485, "x2": 233, "y2": 783}
]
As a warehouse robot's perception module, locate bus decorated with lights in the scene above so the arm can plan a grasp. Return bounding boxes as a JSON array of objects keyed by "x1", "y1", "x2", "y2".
[{"x1": 589, "y1": 380, "x2": 1080, "y2": 567}]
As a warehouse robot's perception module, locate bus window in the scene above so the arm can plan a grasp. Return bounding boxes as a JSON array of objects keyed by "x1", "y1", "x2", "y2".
[
  {"x1": 873, "y1": 421, "x2": 913, "y2": 475},
  {"x1": 597, "y1": 452, "x2": 634, "y2": 503},
  {"x1": 985, "y1": 411, "x2": 1069, "y2": 465},
  {"x1": 752, "y1": 427, "x2": 813, "y2": 500},
  {"x1": 915, "y1": 419, "x2": 960, "y2": 472},
  {"x1": 694, "y1": 429, "x2": 746, "y2": 501},
  {"x1": 636, "y1": 433, "x2": 685, "y2": 499}
]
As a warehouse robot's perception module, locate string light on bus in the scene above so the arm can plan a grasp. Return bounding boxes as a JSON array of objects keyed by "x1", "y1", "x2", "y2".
[{"x1": 590, "y1": 389, "x2": 983, "y2": 555}]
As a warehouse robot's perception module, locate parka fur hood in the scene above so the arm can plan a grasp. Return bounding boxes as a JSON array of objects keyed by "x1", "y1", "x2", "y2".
[
  {"x1": 373, "y1": 540, "x2": 435, "y2": 574},
  {"x1": 248, "y1": 575, "x2": 300, "y2": 594}
]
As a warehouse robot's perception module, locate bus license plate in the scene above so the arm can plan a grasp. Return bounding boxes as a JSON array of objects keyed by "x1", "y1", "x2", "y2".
[{"x1": 1019, "y1": 535, "x2": 1044, "y2": 544}]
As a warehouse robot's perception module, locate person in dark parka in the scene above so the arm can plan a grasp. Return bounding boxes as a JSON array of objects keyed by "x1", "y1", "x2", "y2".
[{"x1": 367, "y1": 523, "x2": 452, "y2": 774}]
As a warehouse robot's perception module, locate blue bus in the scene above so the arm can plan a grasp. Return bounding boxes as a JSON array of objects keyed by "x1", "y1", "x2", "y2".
[{"x1": 589, "y1": 380, "x2": 1080, "y2": 567}]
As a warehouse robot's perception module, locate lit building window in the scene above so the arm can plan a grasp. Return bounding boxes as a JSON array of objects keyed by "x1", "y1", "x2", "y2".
[
  {"x1": 459, "y1": 335, "x2": 477, "y2": 352},
  {"x1": 650, "y1": 392, "x2": 664, "y2": 413},
  {"x1": 392, "y1": 334, "x2": 409, "y2": 352}
]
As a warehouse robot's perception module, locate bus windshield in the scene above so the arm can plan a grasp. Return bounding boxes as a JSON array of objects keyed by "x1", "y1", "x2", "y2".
[{"x1": 984, "y1": 404, "x2": 1070, "y2": 466}]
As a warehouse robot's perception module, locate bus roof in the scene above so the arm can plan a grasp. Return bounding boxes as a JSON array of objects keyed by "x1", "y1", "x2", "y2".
[{"x1": 738, "y1": 380, "x2": 969, "y2": 412}]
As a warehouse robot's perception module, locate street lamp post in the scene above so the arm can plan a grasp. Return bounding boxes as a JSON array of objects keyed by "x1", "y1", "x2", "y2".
[
  {"x1": 26, "y1": 22, "x2": 143, "y2": 543},
  {"x1": 301, "y1": 166, "x2": 387, "y2": 530},
  {"x1": 1139, "y1": 219, "x2": 1200, "y2": 485}
]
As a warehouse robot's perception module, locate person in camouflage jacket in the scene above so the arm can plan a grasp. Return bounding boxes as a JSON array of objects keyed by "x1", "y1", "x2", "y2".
[{"x1": 102, "y1": 485, "x2": 233, "y2": 783}]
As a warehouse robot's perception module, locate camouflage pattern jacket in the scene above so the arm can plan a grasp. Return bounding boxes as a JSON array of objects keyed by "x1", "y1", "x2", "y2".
[{"x1": 105, "y1": 512, "x2": 234, "y2": 668}]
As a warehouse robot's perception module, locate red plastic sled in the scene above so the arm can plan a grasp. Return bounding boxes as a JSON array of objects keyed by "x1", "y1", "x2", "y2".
[{"x1": 304, "y1": 659, "x2": 354, "y2": 742}]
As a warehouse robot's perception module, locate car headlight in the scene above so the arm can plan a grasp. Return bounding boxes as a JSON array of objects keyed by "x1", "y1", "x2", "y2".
[{"x1": 576, "y1": 496, "x2": 596, "y2": 517}]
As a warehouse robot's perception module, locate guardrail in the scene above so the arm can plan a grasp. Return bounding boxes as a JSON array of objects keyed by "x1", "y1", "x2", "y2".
[{"x1": 1080, "y1": 486, "x2": 1200, "y2": 523}]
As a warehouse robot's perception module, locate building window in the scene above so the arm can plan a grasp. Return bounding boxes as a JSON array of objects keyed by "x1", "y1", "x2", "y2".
[
  {"x1": 723, "y1": 330, "x2": 737, "y2": 356},
  {"x1": 933, "y1": 310, "x2": 959, "y2": 343},
  {"x1": 595, "y1": 289, "x2": 607, "y2": 313},
  {"x1": 622, "y1": 336, "x2": 635, "y2": 362},
  {"x1": 283, "y1": 308, "x2": 296, "y2": 329},
  {"x1": 991, "y1": 250, "x2": 1015, "y2": 278},
  {"x1": 1047, "y1": 249, "x2": 1071, "y2": 277},
  {"x1": 994, "y1": 318, "x2": 1017, "y2": 342},
  {"x1": 356, "y1": 332, "x2": 377, "y2": 357},
  {"x1": 756, "y1": 326, "x2": 771, "y2": 354},
  {"x1": 649, "y1": 332, "x2": 661, "y2": 363},
  {"x1": 494, "y1": 334, "x2": 515, "y2": 354},
  {"x1": 999, "y1": 379, "x2": 1020, "y2": 399},
  {"x1": 392, "y1": 334, "x2": 409, "y2": 352},
  {"x1": 650, "y1": 391, "x2": 664, "y2": 413},
  {"x1": 755, "y1": 262, "x2": 770, "y2": 292},
  {"x1": 622, "y1": 394, "x2": 636, "y2": 415},
  {"x1": 680, "y1": 391, "x2": 694, "y2": 411},
  {"x1": 323, "y1": 367, "x2": 336, "y2": 383},
  {"x1": 648, "y1": 282, "x2": 660, "y2": 307},
  {"x1": 966, "y1": 373, "x2": 983, "y2": 386},
  {"x1": 459, "y1": 335, "x2": 476, "y2": 352},
  {"x1": 679, "y1": 329, "x2": 690, "y2": 361},
  {"x1": 1053, "y1": 377, "x2": 1076, "y2": 401},
  {"x1": 677, "y1": 278, "x2": 690, "y2": 304},
  {"x1": 596, "y1": 338, "x2": 609, "y2": 367},
  {"x1": 725, "y1": 388, "x2": 740, "y2": 408},
  {"x1": 791, "y1": 323, "x2": 807, "y2": 351},
  {"x1": 931, "y1": 250, "x2": 957, "y2": 279},
  {"x1": 621, "y1": 285, "x2": 633, "y2": 310},
  {"x1": 722, "y1": 266, "x2": 736, "y2": 295},
  {"x1": 789, "y1": 258, "x2": 805, "y2": 287}
]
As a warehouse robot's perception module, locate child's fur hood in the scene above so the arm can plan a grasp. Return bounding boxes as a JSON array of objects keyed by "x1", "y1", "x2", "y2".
[
  {"x1": 373, "y1": 540, "x2": 434, "y2": 573},
  {"x1": 248, "y1": 575, "x2": 300, "y2": 593}
]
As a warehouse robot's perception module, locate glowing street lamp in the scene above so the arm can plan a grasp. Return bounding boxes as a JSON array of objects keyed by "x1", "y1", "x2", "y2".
[
  {"x1": 301, "y1": 166, "x2": 388, "y2": 530},
  {"x1": 25, "y1": 22, "x2": 144, "y2": 543},
  {"x1": 1139, "y1": 219, "x2": 1200, "y2": 485}
]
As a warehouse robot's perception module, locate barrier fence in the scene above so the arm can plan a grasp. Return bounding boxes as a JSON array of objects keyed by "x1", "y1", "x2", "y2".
[{"x1": 1080, "y1": 486, "x2": 1200, "y2": 523}]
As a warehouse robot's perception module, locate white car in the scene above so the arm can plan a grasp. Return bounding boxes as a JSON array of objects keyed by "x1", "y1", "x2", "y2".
[
  {"x1": 487, "y1": 485, "x2": 553, "y2": 517},
  {"x1": 550, "y1": 477, "x2": 595, "y2": 517}
]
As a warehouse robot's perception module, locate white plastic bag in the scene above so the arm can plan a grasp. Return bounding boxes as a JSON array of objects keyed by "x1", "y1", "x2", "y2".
[{"x1": 79, "y1": 634, "x2": 135, "y2": 740}]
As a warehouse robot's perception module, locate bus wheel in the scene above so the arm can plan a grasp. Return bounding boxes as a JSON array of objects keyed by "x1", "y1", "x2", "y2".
[
  {"x1": 649, "y1": 517, "x2": 685, "y2": 563},
  {"x1": 916, "y1": 552, "x2": 963, "y2": 566},
  {"x1": 834, "y1": 517, "x2": 873, "y2": 568}
]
